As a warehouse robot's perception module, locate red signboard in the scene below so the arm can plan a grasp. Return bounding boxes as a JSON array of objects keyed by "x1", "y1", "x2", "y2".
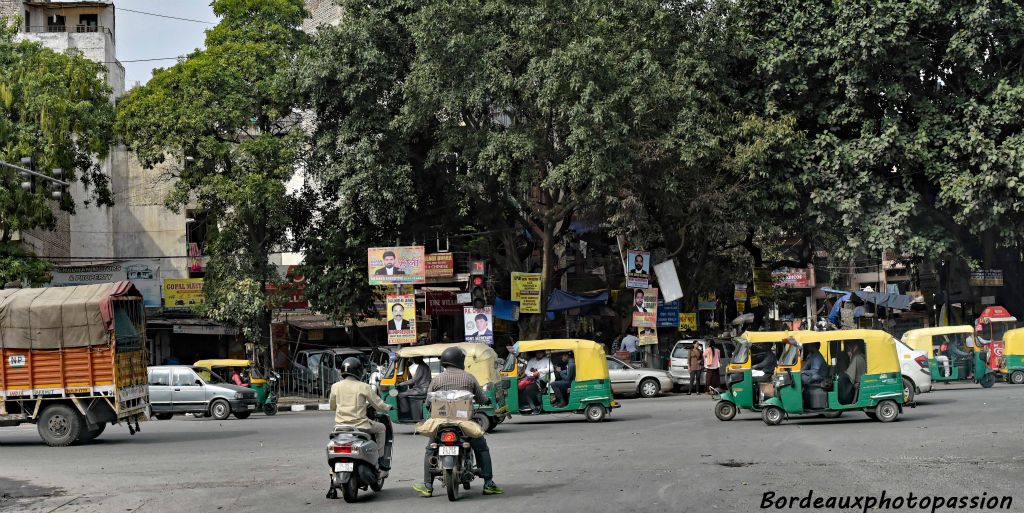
[
  {"x1": 425, "y1": 290, "x2": 462, "y2": 316},
  {"x1": 772, "y1": 267, "x2": 813, "y2": 288},
  {"x1": 266, "y1": 266, "x2": 308, "y2": 309},
  {"x1": 425, "y1": 253, "x2": 454, "y2": 279}
]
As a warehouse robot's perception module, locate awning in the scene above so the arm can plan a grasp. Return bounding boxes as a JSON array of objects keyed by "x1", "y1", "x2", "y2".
[
  {"x1": 853, "y1": 290, "x2": 913, "y2": 310},
  {"x1": 546, "y1": 289, "x2": 609, "y2": 313}
]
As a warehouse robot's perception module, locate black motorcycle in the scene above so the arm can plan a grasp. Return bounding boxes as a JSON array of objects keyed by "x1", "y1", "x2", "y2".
[{"x1": 428, "y1": 424, "x2": 479, "y2": 501}]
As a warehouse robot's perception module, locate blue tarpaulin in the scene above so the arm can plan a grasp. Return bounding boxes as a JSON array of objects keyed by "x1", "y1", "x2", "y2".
[
  {"x1": 493, "y1": 297, "x2": 519, "y2": 321},
  {"x1": 546, "y1": 289, "x2": 609, "y2": 313}
]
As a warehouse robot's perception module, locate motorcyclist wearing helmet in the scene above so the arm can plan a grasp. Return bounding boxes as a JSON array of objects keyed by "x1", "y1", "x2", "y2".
[
  {"x1": 328, "y1": 357, "x2": 392, "y2": 450},
  {"x1": 413, "y1": 347, "x2": 504, "y2": 497}
]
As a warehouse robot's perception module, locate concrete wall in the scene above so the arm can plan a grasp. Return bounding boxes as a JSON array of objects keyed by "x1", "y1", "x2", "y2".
[{"x1": 303, "y1": 0, "x2": 342, "y2": 33}]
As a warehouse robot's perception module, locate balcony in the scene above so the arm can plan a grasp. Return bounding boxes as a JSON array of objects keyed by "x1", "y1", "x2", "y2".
[{"x1": 24, "y1": 24, "x2": 113, "y2": 37}]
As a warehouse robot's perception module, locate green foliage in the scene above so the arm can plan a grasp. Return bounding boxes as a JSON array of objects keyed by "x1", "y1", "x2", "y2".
[
  {"x1": 0, "y1": 23, "x2": 115, "y2": 241},
  {"x1": 0, "y1": 242, "x2": 50, "y2": 286}
]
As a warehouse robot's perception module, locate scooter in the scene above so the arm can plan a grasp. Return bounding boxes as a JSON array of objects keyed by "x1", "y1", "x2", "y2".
[
  {"x1": 325, "y1": 411, "x2": 393, "y2": 503},
  {"x1": 428, "y1": 423, "x2": 479, "y2": 501}
]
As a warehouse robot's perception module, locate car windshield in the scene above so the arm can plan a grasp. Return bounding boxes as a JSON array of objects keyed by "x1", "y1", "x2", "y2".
[
  {"x1": 671, "y1": 344, "x2": 691, "y2": 358},
  {"x1": 194, "y1": 367, "x2": 227, "y2": 384},
  {"x1": 779, "y1": 344, "x2": 800, "y2": 366},
  {"x1": 730, "y1": 340, "x2": 750, "y2": 364}
]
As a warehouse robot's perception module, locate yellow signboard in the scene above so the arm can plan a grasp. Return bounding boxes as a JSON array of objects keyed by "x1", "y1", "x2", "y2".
[
  {"x1": 163, "y1": 278, "x2": 204, "y2": 309},
  {"x1": 511, "y1": 272, "x2": 542, "y2": 314},
  {"x1": 679, "y1": 313, "x2": 697, "y2": 331}
]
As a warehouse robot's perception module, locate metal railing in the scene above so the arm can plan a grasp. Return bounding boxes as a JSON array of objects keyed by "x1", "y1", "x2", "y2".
[{"x1": 23, "y1": 25, "x2": 112, "y2": 37}]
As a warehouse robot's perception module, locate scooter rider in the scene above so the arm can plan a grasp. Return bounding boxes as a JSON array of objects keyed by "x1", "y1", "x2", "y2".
[
  {"x1": 413, "y1": 347, "x2": 504, "y2": 497},
  {"x1": 328, "y1": 357, "x2": 392, "y2": 457}
]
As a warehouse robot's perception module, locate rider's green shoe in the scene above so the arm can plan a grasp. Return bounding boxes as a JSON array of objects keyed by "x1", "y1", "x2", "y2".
[
  {"x1": 413, "y1": 483, "x2": 433, "y2": 497},
  {"x1": 483, "y1": 483, "x2": 504, "y2": 495}
]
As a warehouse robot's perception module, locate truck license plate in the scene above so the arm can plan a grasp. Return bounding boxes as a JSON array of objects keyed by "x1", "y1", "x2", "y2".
[
  {"x1": 334, "y1": 462, "x2": 353, "y2": 472},
  {"x1": 439, "y1": 446, "x2": 459, "y2": 456}
]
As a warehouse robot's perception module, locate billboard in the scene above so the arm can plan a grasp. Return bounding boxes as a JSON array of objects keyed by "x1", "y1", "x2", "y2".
[
  {"x1": 510, "y1": 272, "x2": 542, "y2": 314},
  {"x1": 639, "y1": 327, "x2": 658, "y2": 346},
  {"x1": 386, "y1": 294, "x2": 417, "y2": 345},
  {"x1": 163, "y1": 278, "x2": 204, "y2": 309},
  {"x1": 679, "y1": 313, "x2": 698, "y2": 331},
  {"x1": 626, "y1": 250, "x2": 650, "y2": 289},
  {"x1": 656, "y1": 299, "x2": 680, "y2": 328},
  {"x1": 367, "y1": 246, "x2": 426, "y2": 285},
  {"x1": 463, "y1": 307, "x2": 494, "y2": 345},
  {"x1": 631, "y1": 288, "x2": 658, "y2": 328},
  {"x1": 425, "y1": 253, "x2": 455, "y2": 280},
  {"x1": 50, "y1": 260, "x2": 162, "y2": 307}
]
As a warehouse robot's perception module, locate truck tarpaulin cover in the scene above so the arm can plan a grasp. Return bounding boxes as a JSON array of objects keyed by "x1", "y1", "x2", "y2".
[{"x1": 0, "y1": 281, "x2": 140, "y2": 349}]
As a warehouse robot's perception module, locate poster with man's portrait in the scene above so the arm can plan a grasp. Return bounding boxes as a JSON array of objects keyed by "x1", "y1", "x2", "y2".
[
  {"x1": 386, "y1": 294, "x2": 417, "y2": 344},
  {"x1": 626, "y1": 250, "x2": 651, "y2": 289},
  {"x1": 368, "y1": 246, "x2": 426, "y2": 285},
  {"x1": 631, "y1": 288, "x2": 658, "y2": 328},
  {"x1": 463, "y1": 307, "x2": 494, "y2": 345}
]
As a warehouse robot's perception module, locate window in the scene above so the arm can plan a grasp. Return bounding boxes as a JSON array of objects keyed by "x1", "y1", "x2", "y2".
[
  {"x1": 173, "y1": 369, "x2": 199, "y2": 387},
  {"x1": 79, "y1": 14, "x2": 97, "y2": 29},
  {"x1": 671, "y1": 344, "x2": 692, "y2": 358},
  {"x1": 295, "y1": 353, "x2": 306, "y2": 368},
  {"x1": 606, "y1": 358, "x2": 626, "y2": 370},
  {"x1": 186, "y1": 211, "x2": 208, "y2": 278},
  {"x1": 148, "y1": 369, "x2": 171, "y2": 386},
  {"x1": 46, "y1": 14, "x2": 65, "y2": 32},
  {"x1": 24, "y1": 11, "x2": 30, "y2": 31}
]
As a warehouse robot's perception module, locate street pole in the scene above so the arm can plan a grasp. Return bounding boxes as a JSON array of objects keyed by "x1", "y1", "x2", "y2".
[{"x1": 0, "y1": 158, "x2": 70, "y2": 186}]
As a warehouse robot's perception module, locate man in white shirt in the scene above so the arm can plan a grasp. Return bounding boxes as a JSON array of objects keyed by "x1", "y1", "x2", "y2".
[
  {"x1": 620, "y1": 331, "x2": 640, "y2": 361},
  {"x1": 525, "y1": 351, "x2": 552, "y2": 383}
]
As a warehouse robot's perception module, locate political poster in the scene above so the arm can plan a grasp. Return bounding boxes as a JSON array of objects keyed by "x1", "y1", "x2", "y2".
[
  {"x1": 626, "y1": 250, "x2": 650, "y2": 289},
  {"x1": 639, "y1": 327, "x2": 658, "y2": 346},
  {"x1": 734, "y1": 283, "x2": 748, "y2": 302},
  {"x1": 698, "y1": 293, "x2": 717, "y2": 311},
  {"x1": 679, "y1": 313, "x2": 698, "y2": 331},
  {"x1": 463, "y1": 307, "x2": 494, "y2": 345},
  {"x1": 50, "y1": 260, "x2": 162, "y2": 307},
  {"x1": 510, "y1": 272, "x2": 542, "y2": 314},
  {"x1": 425, "y1": 253, "x2": 455, "y2": 280},
  {"x1": 753, "y1": 267, "x2": 772, "y2": 296},
  {"x1": 386, "y1": 294, "x2": 417, "y2": 345},
  {"x1": 163, "y1": 278, "x2": 204, "y2": 309},
  {"x1": 367, "y1": 246, "x2": 426, "y2": 285},
  {"x1": 656, "y1": 299, "x2": 680, "y2": 328},
  {"x1": 631, "y1": 288, "x2": 658, "y2": 328}
]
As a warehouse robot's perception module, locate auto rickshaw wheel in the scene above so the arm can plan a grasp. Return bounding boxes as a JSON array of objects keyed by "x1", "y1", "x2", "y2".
[
  {"x1": 264, "y1": 403, "x2": 279, "y2": 416},
  {"x1": 875, "y1": 400, "x2": 899, "y2": 422},
  {"x1": 761, "y1": 406, "x2": 784, "y2": 426},
  {"x1": 585, "y1": 404, "x2": 607, "y2": 422},
  {"x1": 472, "y1": 413, "x2": 492, "y2": 433},
  {"x1": 902, "y1": 377, "x2": 915, "y2": 404},
  {"x1": 865, "y1": 411, "x2": 878, "y2": 420},
  {"x1": 979, "y1": 373, "x2": 996, "y2": 388},
  {"x1": 1011, "y1": 370, "x2": 1024, "y2": 385},
  {"x1": 714, "y1": 401, "x2": 737, "y2": 421},
  {"x1": 822, "y1": 410, "x2": 843, "y2": 419}
]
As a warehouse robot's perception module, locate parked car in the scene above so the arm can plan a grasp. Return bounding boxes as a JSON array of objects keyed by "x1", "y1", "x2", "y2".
[
  {"x1": 147, "y1": 365, "x2": 257, "y2": 420},
  {"x1": 606, "y1": 356, "x2": 673, "y2": 398},
  {"x1": 895, "y1": 338, "x2": 933, "y2": 403},
  {"x1": 667, "y1": 339, "x2": 706, "y2": 391}
]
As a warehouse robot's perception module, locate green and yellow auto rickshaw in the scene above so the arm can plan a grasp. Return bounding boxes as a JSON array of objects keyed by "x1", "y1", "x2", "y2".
[
  {"x1": 999, "y1": 328, "x2": 1024, "y2": 384},
  {"x1": 714, "y1": 331, "x2": 792, "y2": 421},
  {"x1": 758, "y1": 329, "x2": 905, "y2": 425},
  {"x1": 901, "y1": 326, "x2": 998, "y2": 388},
  {"x1": 377, "y1": 343, "x2": 510, "y2": 432},
  {"x1": 505, "y1": 339, "x2": 620, "y2": 422},
  {"x1": 193, "y1": 359, "x2": 280, "y2": 416}
]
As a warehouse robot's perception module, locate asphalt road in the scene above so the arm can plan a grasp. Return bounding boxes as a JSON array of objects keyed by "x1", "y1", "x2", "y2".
[{"x1": 2, "y1": 384, "x2": 1023, "y2": 513}]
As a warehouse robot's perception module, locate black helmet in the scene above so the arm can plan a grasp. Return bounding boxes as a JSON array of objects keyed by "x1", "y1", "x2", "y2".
[
  {"x1": 439, "y1": 347, "x2": 466, "y2": 370},
  {"x1": 340, "y1": 357, "x2": 364, "y2": 379}
]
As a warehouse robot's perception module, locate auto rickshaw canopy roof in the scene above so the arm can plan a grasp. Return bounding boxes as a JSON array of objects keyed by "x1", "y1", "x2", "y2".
[
  {"x1": 739, "y1": 331, "x2": 797, "y2": 344},
  {"x1": 516, "y1": 339, "x2": 609, "y2": 382},
  {"x1": 901, "y1": 326, "x2": 975, "y2": 357},
  {"x1": 1002, "y1": 328, "x2": 1024, "y2": 356},
  {"x1": 788, "y1": 329, "x2": 901, "y2": 375},
  {"x1": 193, "y1": 359, "x2": 253, "y2": 369},
  {"x1": 396, "y1": 343, "x2": 499, "y2": 385}
]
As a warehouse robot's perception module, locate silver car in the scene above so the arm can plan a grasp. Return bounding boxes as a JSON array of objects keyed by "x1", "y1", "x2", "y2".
[
  {"x1": 606, "y1": 356, "x2": 673, "y2": 398},
  {"x1": 147, "y1": 366, "x2": 257, "y2": 420}
]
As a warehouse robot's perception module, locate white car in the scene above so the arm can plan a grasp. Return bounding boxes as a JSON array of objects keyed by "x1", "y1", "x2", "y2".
[{"x1": 896, "y1": 338, "x2": 932, "y2": 403}]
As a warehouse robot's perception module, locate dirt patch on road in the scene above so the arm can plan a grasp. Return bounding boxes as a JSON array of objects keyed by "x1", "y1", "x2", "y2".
[{"x1": 0, "y1": 477, "x2": 62, "y2": 510}]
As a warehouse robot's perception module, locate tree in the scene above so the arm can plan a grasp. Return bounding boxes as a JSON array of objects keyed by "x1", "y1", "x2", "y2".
[
  {"x1": 0, "y1": 242, "x2": 50, "y2": 286},
  {"x1": 0, "y1": 22, "x2": 114, "y2": 242},
  {"x1": 117, "y1": 0, "x2": 307, "y2": 344}
]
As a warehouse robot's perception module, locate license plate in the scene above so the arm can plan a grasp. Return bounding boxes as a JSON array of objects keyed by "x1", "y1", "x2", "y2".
[
  {"x1": 439, "y1": 446, "x2": 459, "y2": 456},
  {"x1": 334, "y1": 462, "x2": 353, "y2": 472},
  {"x1": 247, "y1": 404, "x2": 256, "y2": 410}
]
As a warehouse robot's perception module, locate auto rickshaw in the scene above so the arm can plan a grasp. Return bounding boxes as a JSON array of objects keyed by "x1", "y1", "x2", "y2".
[
  {"x1": 505, "y1": 339, "x2": 620, "y2": 422},
  {"x1": 901, "y1": 326, "x2": 997, "y2": 388},
  {"x1": 714, "y1": 331, "x2": 793, "y2": 421},
  {"x1": 193, "y1": 359, "x2": 280, "y2": 416},
  {"x1": 998, "y1": 328, "x2": 1024, "y2": 384},
  {"x1": 758, "y1": 329, "x2": 905, "y2": 425},
  {"x1": 377, "y1": 343, "x2": 510, "y2": 432}
]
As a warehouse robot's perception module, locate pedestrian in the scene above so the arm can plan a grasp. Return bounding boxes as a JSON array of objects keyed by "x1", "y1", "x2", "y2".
[
  {"x1": 703, "y1": 342, "x2": 721, "y2": 395},
  {"x1": 620, "y1": 331, "x2": 640, "y2": 362},
  {"x1": 687, "y1": 342, "x2": 704, "y2": 395}
]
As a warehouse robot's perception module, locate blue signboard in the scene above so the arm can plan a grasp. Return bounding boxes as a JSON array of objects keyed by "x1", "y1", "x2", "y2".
[{"x1": 657, "y1": 299, "x2": 680, "y2": 327}]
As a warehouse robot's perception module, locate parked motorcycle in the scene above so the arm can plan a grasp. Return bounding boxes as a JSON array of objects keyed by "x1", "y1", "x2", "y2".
[
  {"x1": 428, "y1": 423, "x2": 479, "y2": 501},
  {"x1": 325, "y1": 412, "x2": 393, "y2": 503}
]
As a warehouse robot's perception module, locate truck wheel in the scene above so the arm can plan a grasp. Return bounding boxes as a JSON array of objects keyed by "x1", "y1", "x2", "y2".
[
  {"x1": 77, "y1": 423, "x2": 106, "y2": 443},
  {"x1": 714, "y1": 401, "x2": 737, "y2": 421},
  {"x1": 1011, "y1": 370, "x2": 1024, "y2": 385},
  {"x1": 154, "y1": 413, "x2": 174, "y2": 420},
  {"x1": 210, "y1": 399, "x2": 231, "y2": 420},
  {"x1": 979, "y1": 373, "x2": 996, "y2": 389},
  {"x1": 37, "y1": 404, "x2": 84, "y2": 447}
]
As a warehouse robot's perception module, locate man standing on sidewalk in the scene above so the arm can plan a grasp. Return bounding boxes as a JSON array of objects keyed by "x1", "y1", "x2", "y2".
[{"x1": 688, "y1": 342, "x2": 704, "y2": 395}]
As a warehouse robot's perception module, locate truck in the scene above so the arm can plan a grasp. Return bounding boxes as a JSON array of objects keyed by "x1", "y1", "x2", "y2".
[{"x1": 0, "y1": 281, "x2": 149, "y2": 446}]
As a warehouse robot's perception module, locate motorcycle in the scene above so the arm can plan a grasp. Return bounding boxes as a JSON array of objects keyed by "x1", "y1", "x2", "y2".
[
  {"x1": 325, "y1": 411, "x2": 393, "y2": 503},
  {"x1": 428, "y1": 423, "x2": 479, "y2": 501}
]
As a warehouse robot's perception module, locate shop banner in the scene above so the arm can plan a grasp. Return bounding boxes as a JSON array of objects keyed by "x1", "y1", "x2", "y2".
[
  {"x1": 657, "y1": 299, "x2": 680, "y2": 327},
  {"x1": 367, "y1": 246, "x2": 426, "y2": 285},
  {"x1": 425, "y1": 253, "x2": 455, "y2": 280},
  {"x1": 163, "y1": 278, "x2": 204, "y2": 309},
  {"x1": 511, "y1": 272, "x2": 542, "y2": 314},
  {"x1": 386, "y1": 294, "x2": 417, "y2": 344},
  {"x1": 265, "y1": 265, "x2": 308, "y2": 309},
  {"x1": 632, "y1": 288, "x2": 658, "y2": 328},
  {"x1": 734, "y1": 283, "x2": 748, "y2": 302},
  {"x1": 753, "y1": 267, "x2": 772, "y2": 296},
  {"x1": 50, "y1": 260, "x2": 162, "y2": 307},
  {"x1": 679, "y1": 313, "x2": 698, "y2": 331},
  {"x1": 772, "y1": 267, "x2": 812, "y2": 288},
  {"x1": 626, "y1": 250, "x2": 651, "y2": 289},
  {"x1": 463, "y1": 307, "x2": 494, "y2": 345},
  {"x1": 639, "y1": 327, "x2": 658, "y2": 346},
  {"x1": 969, "y1": 269, "x2": 1004, "y2": 287},
  {"x1": 425, "y1": 290, "x2": 462, "y2": 316},
  {"x1": 698, "y1": 293, "x2": 717, "y2": 311}
]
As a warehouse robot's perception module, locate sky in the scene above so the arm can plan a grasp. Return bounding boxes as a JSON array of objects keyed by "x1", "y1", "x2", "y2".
[{"x1": 116, "y1": 1, "x2": 218, "y2": 88}]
